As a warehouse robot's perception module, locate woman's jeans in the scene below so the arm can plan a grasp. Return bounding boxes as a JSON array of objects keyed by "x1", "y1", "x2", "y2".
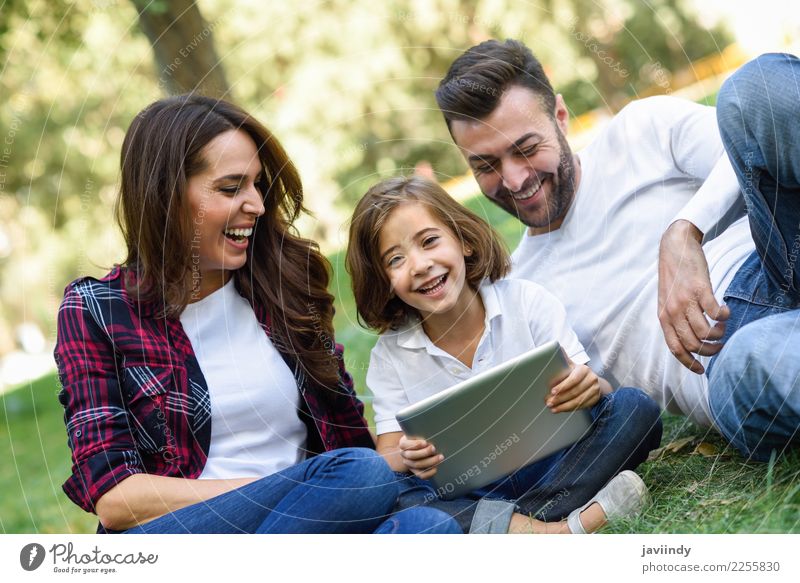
[
  {"x1": 706, "y1": 53, "x2": 800, "y2": 461},
  {"x1": 393, "y1": 387, "x2": 662, "y2": 533},
  {"x1": 124, "y1": 448, "x2": 459, "y2": 534}
]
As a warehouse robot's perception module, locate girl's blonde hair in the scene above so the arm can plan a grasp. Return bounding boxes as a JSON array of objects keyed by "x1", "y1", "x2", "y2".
[{"x1": 346, "y1": 175, "x2": 510, "y2": 332}]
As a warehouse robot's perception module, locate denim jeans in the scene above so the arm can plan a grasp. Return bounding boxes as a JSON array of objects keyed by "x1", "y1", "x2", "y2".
[
  {"x1": 706, "y1": 53, "x2": 800, "y2": 461},
  {"x1": 393, "y1": 387, "x2": 663, "y2": 533},
  {"x1": 123, "y1": 448, "x2": 459, "y2": 534}
]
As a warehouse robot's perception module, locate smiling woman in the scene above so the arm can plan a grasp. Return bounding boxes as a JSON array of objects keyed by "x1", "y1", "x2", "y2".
[
  {"x1": 53, "y1": 94, "x2": 459, "y2": 535},
  {"x1": 184, "y1": 129, "x2": 266, "y2": 301}
]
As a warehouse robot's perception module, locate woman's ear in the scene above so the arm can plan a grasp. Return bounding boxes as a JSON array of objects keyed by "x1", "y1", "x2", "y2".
[{"x1": 463, "y1": 245, "x2": 473, "y2": 257}]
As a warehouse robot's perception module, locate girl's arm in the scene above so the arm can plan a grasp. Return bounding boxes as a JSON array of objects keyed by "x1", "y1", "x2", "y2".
[
  {"x1": 376, "y1": 432, "x2": 406, "y2": 472},
  {"x1": 95, "y1": 474, "x2": 258, "y2": 531},
  {"x1": 377, "y1": 432, "x2": 442, "y2": 479}
]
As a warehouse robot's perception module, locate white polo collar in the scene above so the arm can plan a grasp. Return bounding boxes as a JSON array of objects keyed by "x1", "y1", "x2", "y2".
[{"x1": 395, "y1": 280, "x2": 503, "y2": 351}]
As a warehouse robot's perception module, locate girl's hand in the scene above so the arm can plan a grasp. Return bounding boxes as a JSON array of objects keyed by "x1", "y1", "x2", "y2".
[
  {"x1": 546, "y1": 363, "x2": 605, "y2": 413},
  {"x1": 399, "y1": 434, "x2": 444, "y2": 479}
]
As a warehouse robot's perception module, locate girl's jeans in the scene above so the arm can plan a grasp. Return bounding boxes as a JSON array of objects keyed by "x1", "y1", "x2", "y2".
[{"x1": 393, "y1": 387, "x2": 662, "y2": 533}]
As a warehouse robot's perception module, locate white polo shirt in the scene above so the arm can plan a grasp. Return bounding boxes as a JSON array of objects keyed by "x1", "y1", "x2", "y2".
[{"x1": 367, "y1": 278, "x2": 590, "y2": 435}]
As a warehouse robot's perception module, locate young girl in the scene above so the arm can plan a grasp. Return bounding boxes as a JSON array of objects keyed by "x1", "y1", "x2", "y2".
[{"x1": 346, "y1": 175, "x2": 663, "y2": 534}]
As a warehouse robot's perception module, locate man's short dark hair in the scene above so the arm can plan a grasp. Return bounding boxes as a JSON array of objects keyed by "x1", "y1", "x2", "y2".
[{"x1": 436, "y1": 39, "x2": 556, "y2": 129}]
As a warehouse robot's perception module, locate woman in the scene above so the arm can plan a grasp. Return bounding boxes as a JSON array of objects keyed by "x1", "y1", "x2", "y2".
[{"x1": 54, "y1": 94, "x2": 459, "y2": 534}]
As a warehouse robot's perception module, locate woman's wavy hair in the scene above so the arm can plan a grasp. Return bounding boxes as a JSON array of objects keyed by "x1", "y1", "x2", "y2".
[
  {"x1": 118, "y1": 93, "x2": 341, "y2": 398},
  {"x1": 346, "y1": 175, "x2": 510, "y2": 333}
]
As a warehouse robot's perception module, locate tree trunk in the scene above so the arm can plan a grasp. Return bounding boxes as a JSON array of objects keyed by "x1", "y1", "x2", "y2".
[{"x1": 131, "y1": 0, "x2": 230, "y2": 98}]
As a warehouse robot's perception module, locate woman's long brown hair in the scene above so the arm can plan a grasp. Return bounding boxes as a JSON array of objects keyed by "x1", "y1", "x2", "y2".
[{"x1": 117, "y1": 94, "x2": 340, "y2": 399}]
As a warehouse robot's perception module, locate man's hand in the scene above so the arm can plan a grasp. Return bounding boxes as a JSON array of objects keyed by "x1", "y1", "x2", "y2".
[
  {"x1": 547, "y1": 363, "x2": 604, "y2": 413},
  {"x1": 658, "y1": 220, "x2": 730, "y2": 374},
  {"x1": 399, "y1": 434, "x2": 443, "y2": 480}
]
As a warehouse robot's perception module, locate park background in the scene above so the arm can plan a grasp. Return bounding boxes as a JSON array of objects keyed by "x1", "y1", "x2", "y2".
[{"x1": 0, "y1": 0, "x2": 798, "y2": 533}]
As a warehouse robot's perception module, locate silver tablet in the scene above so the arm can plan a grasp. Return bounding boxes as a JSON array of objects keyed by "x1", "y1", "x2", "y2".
[{"x1": 395, "y1": 341, "x2": 592, "y2": 500}]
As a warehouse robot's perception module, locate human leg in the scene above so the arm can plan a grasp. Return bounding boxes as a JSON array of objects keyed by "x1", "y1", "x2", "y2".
[
  {"x1": 510, "y1": 388, "x2": 662, "y2": 522},
  {"x1": 706, "y1": 54, "x2": 800, "y2": 459},
  {"x1": 391, "y1": 389, "x2": 661, "y2": 534},
  {"x1": 708, "y1": 310, "x2": 800, "y2": 461},
  {"x1": 716, "y1": 52, "x2": 800, "y2": 296},
  {"x1": 374, "y1": 507, "x2": 462, "y2": 534},
  {"x1": 391, "y1": 472, "x2": 480, "y2": 533},
  {"x1": 124, "y1": 448, "x2": 398, "y2": 534},
  {"x1": 470, "y1": 388, "x2": 660, "y2": 533}
]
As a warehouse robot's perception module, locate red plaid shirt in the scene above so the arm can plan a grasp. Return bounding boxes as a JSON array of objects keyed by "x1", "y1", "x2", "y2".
[{"x1": 55, "y1": 266, "x2": 373, "y2": 515}]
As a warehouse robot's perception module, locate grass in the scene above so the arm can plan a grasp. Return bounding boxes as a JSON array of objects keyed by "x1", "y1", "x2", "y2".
[
  {"x1": 606, "y1": 416, "x2": 800, "y2": 533},
  {"x1": 2, "y1": 191, "x2": 797, "y2": 533},
  {"x1": 0, "y1": 374, "x2": 98, "y2": 533}
]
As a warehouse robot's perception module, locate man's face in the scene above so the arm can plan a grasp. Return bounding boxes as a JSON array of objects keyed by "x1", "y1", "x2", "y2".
[{"x1": 450, "y1": 86, "x2": 578, "y2": 232}]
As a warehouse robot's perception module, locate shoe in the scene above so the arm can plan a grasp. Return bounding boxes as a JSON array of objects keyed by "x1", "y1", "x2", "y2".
[{"x1": 566, "y1": 470, "x2": 649, "y2": 534}]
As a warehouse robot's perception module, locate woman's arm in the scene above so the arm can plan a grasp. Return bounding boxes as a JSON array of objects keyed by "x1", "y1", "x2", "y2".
[{"x1": 95, "y1": 474, "x2": 257, "y2": 531}]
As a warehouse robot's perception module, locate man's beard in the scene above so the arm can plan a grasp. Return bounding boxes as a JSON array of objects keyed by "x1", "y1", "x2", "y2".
[{"x1": 488, "y1": 129, "x2": 577, "y2": 229}]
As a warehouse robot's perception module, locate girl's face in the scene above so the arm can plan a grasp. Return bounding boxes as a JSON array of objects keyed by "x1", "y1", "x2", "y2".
[
  {"x1": 187, "y1": 129, "x2": 266, "y2": 298},
  {"x1": 378, "y1": 202, "x2": 472, "y2": 320}
]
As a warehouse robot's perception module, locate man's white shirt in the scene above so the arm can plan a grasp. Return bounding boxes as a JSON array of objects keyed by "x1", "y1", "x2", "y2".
[{"x1": 510, "y1": 96, "x2": 755, "y2": 426}]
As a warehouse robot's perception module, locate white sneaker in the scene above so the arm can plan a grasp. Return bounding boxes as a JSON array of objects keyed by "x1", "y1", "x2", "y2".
[{"x1": 566, "y1": 470, "x2": 650, "y2": 534}]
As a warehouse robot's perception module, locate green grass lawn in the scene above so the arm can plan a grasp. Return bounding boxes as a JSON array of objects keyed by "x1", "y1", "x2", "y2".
[{"x1": 2, "y1": 191, "x2": 797, "y2": 533}]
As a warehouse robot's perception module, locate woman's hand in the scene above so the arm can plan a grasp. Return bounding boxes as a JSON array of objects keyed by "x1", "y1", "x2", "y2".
[
  {"x1": 399, "y1": 434, "x2": 443, "y2": 480},
  {"x1": 546, "y1": 363, "x2": 608, "y2": 413}
]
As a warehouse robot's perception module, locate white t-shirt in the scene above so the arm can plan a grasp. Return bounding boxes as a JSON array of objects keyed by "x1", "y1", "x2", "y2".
[
  {"x1": 367, "y1": 278, "x2": 590, "y2": 435},
  {"x1": 180, "y1": 278, "x2": 307, "y2": 479},
  {"x1": 510, "y1": 96, "x2": 755, "y2": 426}
]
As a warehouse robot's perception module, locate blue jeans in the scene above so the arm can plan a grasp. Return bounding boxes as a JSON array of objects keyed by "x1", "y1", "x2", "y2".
[
  {"x1": 123, "y1": 448, "x2": 459, "y2": 534},
  {"x1": 393, "y1": 388, "x2": 662, "y2": 533},
  {"x1": 706, "y1": 53, "x2": 800, "y2": 461}
]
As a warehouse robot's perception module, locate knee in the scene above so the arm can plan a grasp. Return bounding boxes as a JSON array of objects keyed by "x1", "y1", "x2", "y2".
[
  {"x1": 718, "y1": 53, "x2": 798, "y2": 138},
  {"x1": 709, "y1": 319, "x2": 793, "y2": 407},
  {"x1": 327, "y1": 447, "x2": 397, "y2": 492},
  {"x1": 610, "y1": 387, "x2": 664, "y2": 443},
  {"x1": 613, "y1": 387, "x2": 663, "y2": 425}
]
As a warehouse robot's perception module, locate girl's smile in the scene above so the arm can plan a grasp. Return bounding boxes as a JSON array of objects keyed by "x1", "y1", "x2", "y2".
[{"x1": 378, "y1": 202, "x2": 476, "y2": 326}]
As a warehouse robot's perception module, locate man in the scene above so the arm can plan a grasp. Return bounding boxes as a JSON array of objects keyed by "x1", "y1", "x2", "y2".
[{"x1": 436, "y1": 39, "x2": 799, "y2": 461}]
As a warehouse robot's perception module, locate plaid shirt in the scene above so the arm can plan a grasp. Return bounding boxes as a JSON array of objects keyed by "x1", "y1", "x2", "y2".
[{"x1": 55, "y1": 266, "x2": 373, "y2": 516}]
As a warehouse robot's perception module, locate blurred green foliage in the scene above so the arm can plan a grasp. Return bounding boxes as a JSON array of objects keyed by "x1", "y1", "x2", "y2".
[{"x1": 0, "y1": 0, "x2": 729, "y2": 357}]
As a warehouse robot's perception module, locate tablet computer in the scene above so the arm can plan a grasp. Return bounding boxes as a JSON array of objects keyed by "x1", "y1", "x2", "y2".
[{"x1": 395, "y1": 341, "x2": 592, "y2": 500}]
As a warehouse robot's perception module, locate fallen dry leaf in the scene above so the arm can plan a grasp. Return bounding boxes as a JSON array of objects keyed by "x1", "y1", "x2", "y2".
[
  {"x1": 692, "y1": 442, "x2": 719, "y2": 457},
  {"x1": 647, "y1": 435, "x2": 698, "y2": 461}
]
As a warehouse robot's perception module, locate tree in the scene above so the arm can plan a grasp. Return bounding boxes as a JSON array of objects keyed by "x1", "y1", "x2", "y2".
[{"x1": 130, "y1": 0, "x2": 230, "y2": 97}]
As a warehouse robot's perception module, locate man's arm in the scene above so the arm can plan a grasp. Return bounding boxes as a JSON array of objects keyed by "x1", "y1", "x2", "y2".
[
  {"x1": 671, "y1": 152, "x2": 746, "y2": 242},
  {"x1": 658, "y1": 220, "x2": 730, "y2": 374},
  {"x1": 655, "y1": 98, "x2": 744, "y2": 373}
]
